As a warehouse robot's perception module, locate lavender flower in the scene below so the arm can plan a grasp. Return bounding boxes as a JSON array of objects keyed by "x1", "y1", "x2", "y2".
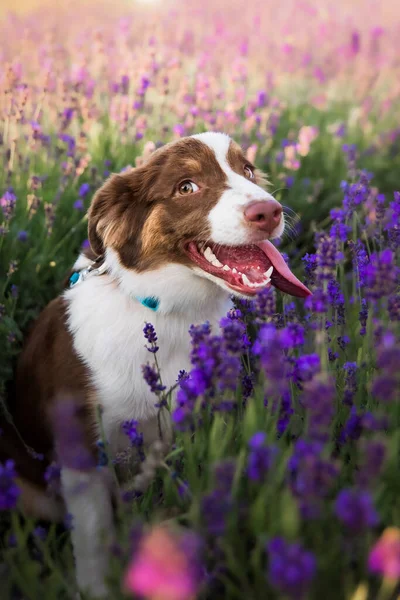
[
  {"x1": 122, "y1": 420, "x2": 145, "y2": 461},
  {"x1": 359, "y1": 298, "x2": 368, "y2": 335},
  {"x1": 247, "y1": 432, "x2": 278, "y2": 482},
  {"x1": 266, "y1": 537, "x2": 316, "y2": 599},
  {"x1": 288, "y1": 440, "x2": 339, "y2": 519},
  {"x1": 302, "y1": 253, "x2": 318, "y2": 286},
  {"x1": 301, "y1": 376, "x2": 335, "y2": 442},
  {"x1": 356, "y1": 439, "x2": 386, "y2": 488},
  {"x1": 143, "y1": 322, "x2": 159, "y2": 353},
  {"x1": 343, "y1": 362, "x2": 358, "y2": 406},
  {"x1": 0, "y1": 190, "x2": 17, "y2": 222},
  {"x1": 385, "y1": 191, "x2": 400, "y2": 250},
  {"x1": 335, "y1": 488, "x2": 379, "y2": 533},
  {"x1": 388, "y1": 294, "x2": 400, "y2": 321},
  {"x1": 51, "y1": 396, "x2": 96, "y2": 471},
  {"x1": 0, "y1": 460, "x2": 21, "y2": 510},
  {"x1": 363, "y1": 249, "x2": 398, "y2": 301},
  {"x1": 142, "y1": 364, "x2": 166, "y2": 394}
]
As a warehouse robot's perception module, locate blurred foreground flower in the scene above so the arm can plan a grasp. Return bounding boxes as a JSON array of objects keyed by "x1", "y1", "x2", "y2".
[
  {"x1": 0, "y1": 460, "x2": 20, "y2": 510},
  {"x1": 266, "y1": 536, "x2": 316, "y2": 599},
  {"x1": 123, "y1": 526, "x2": 199, "y2": 600},
  {"x1": 368, "y1": 527, "x2": 400, "y2": 581}
]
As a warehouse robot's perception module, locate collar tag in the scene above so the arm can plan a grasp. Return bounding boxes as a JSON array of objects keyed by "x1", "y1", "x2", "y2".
[
  {"x1": 68, "y1": 258, "x2": 107, "y2": 289},
  {"x1": 136, "y1": 296, "x2": 160, "y2": 311}
]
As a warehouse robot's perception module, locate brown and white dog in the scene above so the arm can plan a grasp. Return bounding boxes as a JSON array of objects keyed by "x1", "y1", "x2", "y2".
[{"x1": 1, "y1": 132, "x2": 310, "y2": 597}]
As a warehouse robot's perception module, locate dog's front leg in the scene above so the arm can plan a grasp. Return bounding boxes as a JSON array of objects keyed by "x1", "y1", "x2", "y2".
[{"x1": 61, "y1": 466, "x2": 115, "y2": 598}]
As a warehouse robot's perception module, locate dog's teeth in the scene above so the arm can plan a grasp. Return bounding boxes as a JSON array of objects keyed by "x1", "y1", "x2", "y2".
[
  {"x1": 204, "y1": 247, "x2": 222, "y2": 267},
  {"x1": 264, "y1": 266, "x2": 274, "y2": 278},
  {"x1": 242, "y1": 274, "x2": 252, "y2": 287},
  {"x1": 211, "y1": 257, "x2": 223, "y2": 267},
  {"x1": 222, "y1": 265, "x2": 230, "y2": 271},
  {"x1": 204, "y1": 247, "x2": 213, "y2": 261},
  {"x1": 232, "y1": 268, "x2": 238, "y2": 274}
]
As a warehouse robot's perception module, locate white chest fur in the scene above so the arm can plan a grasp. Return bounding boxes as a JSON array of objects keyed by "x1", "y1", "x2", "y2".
[{"x1": 64, "y1": 262, "x2": 231, "y2": 455}]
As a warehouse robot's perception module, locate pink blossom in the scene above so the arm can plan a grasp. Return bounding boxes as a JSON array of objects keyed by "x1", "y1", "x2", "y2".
[
  {"x1": 123, "y1": 527, "x2": 197, "y2": 600},
  {"x1": 368, "y1": 527, "x2": 400, "y2": 580}
]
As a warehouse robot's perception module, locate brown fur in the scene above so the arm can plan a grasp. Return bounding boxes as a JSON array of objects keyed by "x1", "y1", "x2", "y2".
[{"x1": 0, "y1": 297, "x2": 97, "y2": 515}]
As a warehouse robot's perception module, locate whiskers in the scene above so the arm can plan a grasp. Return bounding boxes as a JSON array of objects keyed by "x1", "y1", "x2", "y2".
[{"x1": 281, "y1": 205, "x2": 301, "y2": 242}]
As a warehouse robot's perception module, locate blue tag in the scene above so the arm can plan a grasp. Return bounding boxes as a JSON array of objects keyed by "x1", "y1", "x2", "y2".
[
  {"x1": 137, "y1": 296, "x2": 159, "y2": 311},
  {"x1": 69, "y1": 272, "x2": 80, "y2": 286}
]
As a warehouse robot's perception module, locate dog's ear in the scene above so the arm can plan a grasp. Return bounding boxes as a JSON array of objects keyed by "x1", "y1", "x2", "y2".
[{"x1": 88, "y1": 170, "x2": 146, "y2": 257}]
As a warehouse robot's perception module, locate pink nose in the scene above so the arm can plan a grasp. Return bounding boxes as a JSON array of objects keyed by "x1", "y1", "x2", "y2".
[{"x1": 244, "y1": 199, "x2": 283, "y2": 234}]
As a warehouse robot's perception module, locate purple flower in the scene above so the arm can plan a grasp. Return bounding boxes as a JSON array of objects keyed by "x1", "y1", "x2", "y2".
[
  {"x1": 219, "y1": 315, "x2": 247, "y2": 354},
  {"x1": 78, "y1": 183, "x2": 90, "y2": 197},
  {"x1": 349, "y1": 241, "x2": 369, "y2": 289},
  {"x1": 388, "y1": 294, "x2": 400, "y2": 321},
  {"x1": 340, "y1": 408, "x2": 363, "y2": 443},
  {"x1": 281, "y1": 323, "x2": 305, "y2": 349},
  {"x1": 247, "y1": 432, "x2": 278, "y2": 481},
  {"x1": 201, "y1": 460, "x2": 235, "y2": 536},
  {"x1": 363, "y1": 249, "x2": 398, "y2": 301},
  {"x1": 356, "y1": 439, "x2": 386, "y2": 488},
  {"x1": 0, "y1": 190, "x2": 17, "y2": 221},
  {"x1": 122, "y1": 420, "x2": 144, "y2": 461},
  {"x1": 305, "y1": 289, "x2": 328, "y2": 313},
  {"x1": 385, "y1": 191, "x2": 400, "y2": 250},
  {"x1": 359, "y1": 298, "x2": 368, "y2": 335},
  {"x1": 335, "y1": 488, "x2": 379, "y2": 533},
  {"x1": 302, "y1": 253, "x2": 317, "y2": 286},
  {"x1": 51, "y1": 396, "x2": 96, "y2": 471},
  {"x1": 33, "y1": 526, "x2": 47, "y2": 541},
  {"x1": 293, "y1": 354, "x2": 320, "y2": 385},
  {"x1": 143, "y1": 322, "x2": 159, "y2": 353},
  {"x1": 342, "y1": 173, "x2": 371, "y2": 217},
  {"x1": 142, "y1": 364, "x2": 166, "y2": 395},
  {"x1": 343, "y1": 362, "x2": 358, "y2": 406},
  {"x1": 0, "y1": 460, "x2": 20, "y2": 510},
  {"x1": 253, "y1": 287, "x2": 276, "y2": 321},
  {"x1": 301, "y1": 377, "x2": 335, "y2": 442},
  {"x1": 73, "y1": 199, "x2": 84, "y2": 211},
  {"x1": 17, "y1": 230, "x2": 28, "y2": 242},
  {"x1": 371, "y1": 333, "x2": 400, "y2": 403},
  {"x1": 44, "y1": 462, "x2": 61, "y2": 495},
  {"x1": 288, "y1": 440, "x2": 338, "y2": 519},
  {"x1": 266, "y1": 537, "x2": 316, "y2": 599},
  {"x1": 315, "y1": 232, "x2": 341, "y2": 281}
]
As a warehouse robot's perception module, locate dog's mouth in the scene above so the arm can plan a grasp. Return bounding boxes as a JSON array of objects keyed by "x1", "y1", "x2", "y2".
[{"x1": 185, "y1": 241, "x2": 311, "y2": 298}]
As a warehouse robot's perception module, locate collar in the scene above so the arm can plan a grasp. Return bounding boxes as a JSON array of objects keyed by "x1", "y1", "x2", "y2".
[{"x1": 68, "y1": 256, "x2": 160, "y2": 312}]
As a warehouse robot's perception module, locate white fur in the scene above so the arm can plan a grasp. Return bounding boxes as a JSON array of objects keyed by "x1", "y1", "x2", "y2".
[
  {"x1": 191, "y1": 132, "x2": 285, "y2": 244},
  {"x1": 66, "y1": 249, "x2": 230, "y2": 453},
  {"x1": 61, "y1": 467, "x2": 114, "y2": 598}
]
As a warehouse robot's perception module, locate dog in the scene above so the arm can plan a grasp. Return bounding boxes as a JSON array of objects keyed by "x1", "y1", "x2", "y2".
[{"x1": 0, "y1": 132, "x2": 310, "y2": 597}]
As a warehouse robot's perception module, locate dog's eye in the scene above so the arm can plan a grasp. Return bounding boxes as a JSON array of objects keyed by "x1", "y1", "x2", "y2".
[
  {"x1": 244, "y1": 166, "x2": 255, "y2": 179},
  {"x1": 178, "y1": 181, "x2": 199, "y2": 195}
]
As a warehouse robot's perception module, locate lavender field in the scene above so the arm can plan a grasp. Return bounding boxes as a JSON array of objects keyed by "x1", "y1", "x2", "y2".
[{"x1": 0, "y1": 0, "x2": 400, "y2": 598}]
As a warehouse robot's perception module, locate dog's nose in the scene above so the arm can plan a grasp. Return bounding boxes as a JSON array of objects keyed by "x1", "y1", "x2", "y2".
[{"x1": 244, "y1": 199, "x2": 283, "y2": 234}]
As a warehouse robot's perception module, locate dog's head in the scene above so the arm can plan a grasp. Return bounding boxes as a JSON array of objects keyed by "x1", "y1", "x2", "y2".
[{"x1": 88, "y1": 132, "x2": 310, "y2": 310}]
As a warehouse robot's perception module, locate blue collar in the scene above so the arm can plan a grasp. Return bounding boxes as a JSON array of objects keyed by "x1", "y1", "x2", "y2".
[{"x1": 68, "y1": 263, "x2": 160, "y2": 312}]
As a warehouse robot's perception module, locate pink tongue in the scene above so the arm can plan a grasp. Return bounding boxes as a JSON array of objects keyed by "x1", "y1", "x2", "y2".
[{"x1": 257, "y1": 240, "x2": 312, "y2": 298}]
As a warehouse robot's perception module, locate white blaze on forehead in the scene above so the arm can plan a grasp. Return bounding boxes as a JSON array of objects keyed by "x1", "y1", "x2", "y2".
[{"x1": 191, "y1": 132, "x2": 283, "y2": 245}]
